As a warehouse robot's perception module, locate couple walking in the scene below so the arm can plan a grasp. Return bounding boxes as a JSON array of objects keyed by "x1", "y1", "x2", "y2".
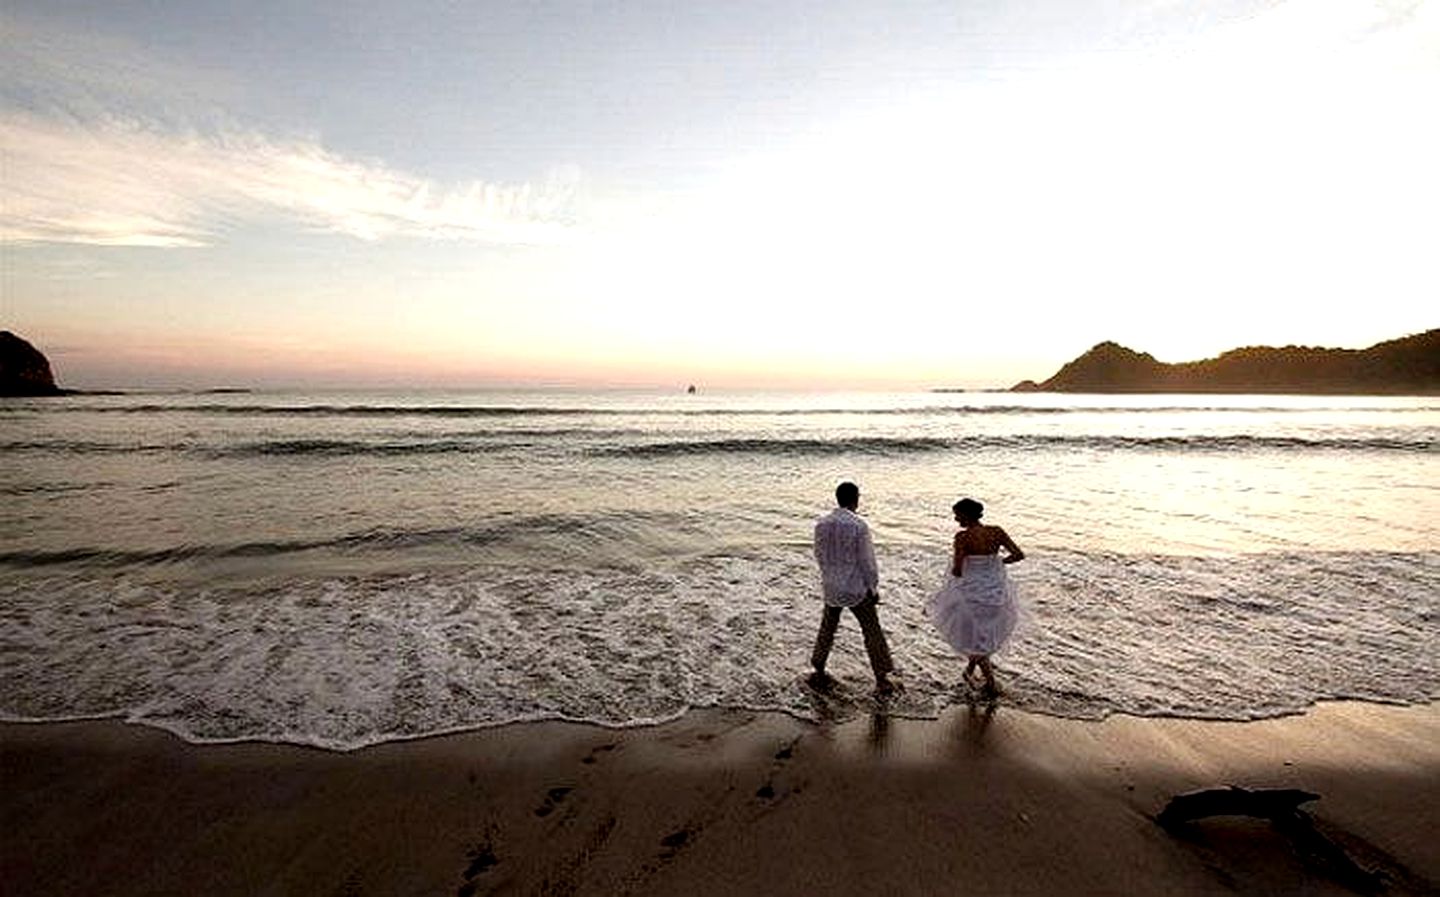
[{"x1": 810, "y1": 481, "x2": 1025, "y2": 697}]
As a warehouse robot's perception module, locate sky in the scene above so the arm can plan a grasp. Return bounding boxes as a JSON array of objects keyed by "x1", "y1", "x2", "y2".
[{"x1": 2, "y1": 0, "x2": 1437, "y2": 389}]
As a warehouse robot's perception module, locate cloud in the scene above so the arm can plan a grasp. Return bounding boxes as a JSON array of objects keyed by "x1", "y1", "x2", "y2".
[
  {"x1": 0, "y1": 11, "x2": 578, "y2": 247},
  {"x1": 0, "y1": 110, "x2": 580, "y2": 247},
  {"x1": 0, "y1": 13, "x2": 229, "y2": 125}
]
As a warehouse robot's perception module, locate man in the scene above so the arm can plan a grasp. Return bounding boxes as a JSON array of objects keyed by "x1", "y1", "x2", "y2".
[{"x1": 811, "y1": 481, "x2": 897, "y2": 694}]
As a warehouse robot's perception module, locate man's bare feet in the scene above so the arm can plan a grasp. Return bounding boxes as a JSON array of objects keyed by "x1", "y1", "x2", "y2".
[
  {"x1": 806, "y1": 671, "x2": 837, "y2": 692},
  {"x1": 874, "y1": 675, "x2": 903, "y2": 697}
]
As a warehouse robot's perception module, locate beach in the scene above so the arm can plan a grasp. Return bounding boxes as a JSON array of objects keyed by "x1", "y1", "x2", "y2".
[{"x1": 5, "y1": 700, "x2": 1437, "y2": 896}]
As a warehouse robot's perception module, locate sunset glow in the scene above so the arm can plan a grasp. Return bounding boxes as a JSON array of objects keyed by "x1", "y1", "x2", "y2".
[{"x1": 3, "y1": 1, "x2": 1437, "y2": 388}]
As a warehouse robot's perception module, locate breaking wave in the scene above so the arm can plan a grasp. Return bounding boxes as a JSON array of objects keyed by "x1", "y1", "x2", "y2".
[
  {"x1": 2, "y1": 548, "x2": 1435, "y2": 750},
  {"x1": 592, "y1": 434, "x2": 1433, "y2": 458},
  {"x1": 5, "y1": 432, "x2": 1431, "y2": 459}
]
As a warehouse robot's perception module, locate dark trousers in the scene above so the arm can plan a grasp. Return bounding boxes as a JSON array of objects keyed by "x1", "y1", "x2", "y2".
[{"x1": 811, "y1": 593, "x2": 894, "y2": 679}]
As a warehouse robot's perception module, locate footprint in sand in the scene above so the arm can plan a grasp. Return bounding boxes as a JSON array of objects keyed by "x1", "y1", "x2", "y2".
[
  {"x1": 581, "y1": 742, "x2": 618, "y2": 765},
  {"x1": 463, "y1": 845, "x2": 498, "y2": 879},
  {"x1": 755, "y1": 737, "x2": 802, "y2": 803},
  {"x1": 534, "y1": 785, "x2": 574, "y2": 817},
  {"x1": 456, "y1": 832, "x2": 499, "y2": 897},
  {"x1": 659, "y1": 826, "x2": 697, "y2": 860}
]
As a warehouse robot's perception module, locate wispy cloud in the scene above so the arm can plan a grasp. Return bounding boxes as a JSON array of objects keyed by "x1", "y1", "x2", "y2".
[
  {"x1": 0, "y1": 10, "x2": 578, "y2": 247},
  {"x1": 0, "y1": 110, "x2": 580, "y2": 247}
]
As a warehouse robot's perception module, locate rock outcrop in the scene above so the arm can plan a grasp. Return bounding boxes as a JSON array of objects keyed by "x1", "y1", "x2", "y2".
[
  {"x1": 0, "y1": 331, "x2": 63, "y2": 396},
  {"x1": 1013, "y1": 329, "x2": 1440, "y2": 394}
]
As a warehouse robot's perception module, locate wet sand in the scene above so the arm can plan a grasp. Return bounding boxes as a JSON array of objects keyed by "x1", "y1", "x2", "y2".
[{"x1": 3, "y1": 700, "x2": 1437, "y2": 896}]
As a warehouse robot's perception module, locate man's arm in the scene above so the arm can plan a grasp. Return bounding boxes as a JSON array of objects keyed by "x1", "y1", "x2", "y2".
[{"x1": 860, "y1": 523, "x2": 880, "y2": 597}]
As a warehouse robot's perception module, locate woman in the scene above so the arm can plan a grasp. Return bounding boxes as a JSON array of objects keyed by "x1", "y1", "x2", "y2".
[{"x1": 926, "y1": 497, "x2": 1024, "y2": 695}]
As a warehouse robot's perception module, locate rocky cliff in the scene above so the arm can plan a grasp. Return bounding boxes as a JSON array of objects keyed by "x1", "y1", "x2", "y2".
[
  {"x1": 0, "y1": 331, "x2": 63, "y2": 396},
  {"x1": 1013, "y1": 329, "x2": 1440, "y2": 394}
]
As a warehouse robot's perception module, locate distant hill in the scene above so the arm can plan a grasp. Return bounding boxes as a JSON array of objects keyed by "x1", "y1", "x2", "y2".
[
  {"x1": 1011, "y1": 329, "x2": 1440, "y2": 394},
  {"x1": 0, "y1": 331, "x2": 62, "y2": 396}
]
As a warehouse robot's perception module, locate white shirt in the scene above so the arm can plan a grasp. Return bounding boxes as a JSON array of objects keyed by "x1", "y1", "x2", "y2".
[{"x1": 813, "y1": 507, "x2": 879, "y2": 607}]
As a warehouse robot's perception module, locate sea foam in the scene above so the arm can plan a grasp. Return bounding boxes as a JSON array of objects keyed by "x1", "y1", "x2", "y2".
[{"x1": 2, "y1": 547, "x2": 1434, "y2": 750}]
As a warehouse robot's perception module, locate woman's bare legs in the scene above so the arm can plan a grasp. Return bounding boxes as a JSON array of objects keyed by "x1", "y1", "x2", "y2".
[
  {"x1": 977, "y1": 656, "x2": 998, "y2": 695},
  {"x1": 966, "y1": 655, "x2": 998, "y2": 695}
]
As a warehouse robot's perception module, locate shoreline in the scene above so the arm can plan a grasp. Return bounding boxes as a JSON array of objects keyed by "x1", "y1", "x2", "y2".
[
  {"x1": 2, "y1": 692, "x2": 1436, "y2": 753},
  {"x1": 5, "y1": 700, "x2": 1437, "y2": 896}
]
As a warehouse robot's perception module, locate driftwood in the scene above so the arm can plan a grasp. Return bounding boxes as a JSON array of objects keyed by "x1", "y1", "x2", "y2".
[
  {"x1": 1156, "y1": 786, "x2": 1386, "y2": 894},
  {"x1": 1156, "y1": 786, "x2": 1320, "y2": 827}
]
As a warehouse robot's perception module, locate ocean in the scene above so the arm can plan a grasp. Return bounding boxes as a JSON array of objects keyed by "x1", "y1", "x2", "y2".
[{"x1": 1, "y1": 390, "x2": 1436, "y2": 750}]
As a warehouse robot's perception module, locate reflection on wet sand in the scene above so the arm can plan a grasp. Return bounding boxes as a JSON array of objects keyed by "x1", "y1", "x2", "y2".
[
  {"x1": 957, "y1": 695, "x2": 999, "y2": 749},
  {"x1": 867, "y1": 706, "x2": 891, "y2": 752}
]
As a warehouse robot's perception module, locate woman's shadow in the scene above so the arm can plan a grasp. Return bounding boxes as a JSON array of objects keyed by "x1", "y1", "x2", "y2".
[
  {"x1": 864, "y1": 689, "x2": 997, "y2": 757},
  {"x1": 956, "y1": 692, "x2": 998, "y2": 749}
]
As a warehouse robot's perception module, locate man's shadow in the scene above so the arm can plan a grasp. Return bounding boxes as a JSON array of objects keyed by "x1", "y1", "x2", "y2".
[
  {"x1": 799, "y1": 674, "x2": 899, "y2": 754},
  {"x1": 867, "y1": 704, "x2": 891, "y2": 752},
  {"x1": 867, "y1": 689, "x2": 996, "y2": 756}
]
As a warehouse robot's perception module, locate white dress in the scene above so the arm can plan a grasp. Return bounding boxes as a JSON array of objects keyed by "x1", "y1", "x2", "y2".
[{"x1": 926, "y1": 554, "x2": 1019, "y2": 656}]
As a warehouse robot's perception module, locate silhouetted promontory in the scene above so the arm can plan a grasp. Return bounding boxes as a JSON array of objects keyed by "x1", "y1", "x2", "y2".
[
  {"x1": 1011, "y1": 329, "x2": 1439, "y2": 394},
  {"x1": 0, "y1": 331, "x2": 62, "y2": 396}
]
